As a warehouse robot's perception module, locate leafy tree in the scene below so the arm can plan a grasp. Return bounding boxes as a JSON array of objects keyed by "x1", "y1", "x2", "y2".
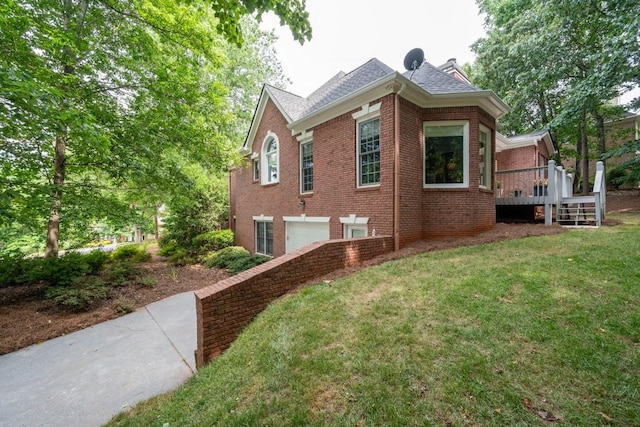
[
  {"x1": 472, "y1": 0, "x2": 639, "y2": 193},
  {"x1": 1, "y1": 0, "x2": 311, "y2": 257}
]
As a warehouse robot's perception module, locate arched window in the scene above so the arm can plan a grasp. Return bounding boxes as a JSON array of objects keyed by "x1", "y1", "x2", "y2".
[{"x1": 261, "y1": 133, "x2": 279, "y2": 184}]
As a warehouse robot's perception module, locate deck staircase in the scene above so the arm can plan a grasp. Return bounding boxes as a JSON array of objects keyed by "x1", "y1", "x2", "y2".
[
  {"x1": 496, "y1": 161, "x2": 606, "y2": 228},
  {"x1": 557, "y1": 196, "x2": 598, "y2": 227},
  {"x1": 555, "y1": 161, "x2": 606, "y2": 228}
]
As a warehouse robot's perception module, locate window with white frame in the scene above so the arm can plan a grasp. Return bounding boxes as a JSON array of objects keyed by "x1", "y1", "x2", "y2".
[
  {"x1": 300, "y1": 141, "x2": 313, "y2": 193},
  {"x1": 340, "y1": 215, "x2": 369, "y2": 239},
  {"x1": 424, "y1": 121, "x2": 469, "y2": 188},
  {"x1": 252, "y1": 158, "x2": 259, "y2": 181},
  {"x1": 357, "y1": 117, "x2": 380, "y2": 186},
  {"x1": 261, "y1": 133, "x2": 279, "y2": 184},
  {"x1": 479, "y1": 125, "x2": 491, "y2": 189},
  {"x1": 255, "y1": 220, "x2": 273, "y2": 256}
]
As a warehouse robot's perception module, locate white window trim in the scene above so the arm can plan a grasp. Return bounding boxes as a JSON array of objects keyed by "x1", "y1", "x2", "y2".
[
  {"x1": 356, "y1": 115, "x2": 381, "y2": 188},
  {"x1": 261, "y1": 131, "x2": 279, "y2": 185},
  {"x1": 352, "y1": 102, "x2": 381, "y2": 120},
  {"x1": 340, "y1": 215, "x2": 369, "y2": 238},
  {"x1": 479, "y1": 124, "x2": 492, "y2": 190},
  {"x1": 423, "y1": 120, "x2": 470, "y2": 189},
  {"x1": 252, "y1": 215, "x2": 274, "y2": 221},
  {"x1": 300, "y1": 140, "x2": 313, "y2": 194},
  {"x1": 283, "y1": 215, "x2": 330, "y2": 223},
  {"x1": 253, "y1": 216, "x2": 274, "y2": 256}
]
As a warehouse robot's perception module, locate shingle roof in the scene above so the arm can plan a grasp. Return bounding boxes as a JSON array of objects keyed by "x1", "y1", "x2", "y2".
[
  {"x1": 404, "y1": 61, "x2": 481, "y2": 93},
  {"x1": 266, "y1": 58, "x2": 395, "y2": 122},
  {"x1": 265, "y1": 57, "x2": 485, "y2": 124}
]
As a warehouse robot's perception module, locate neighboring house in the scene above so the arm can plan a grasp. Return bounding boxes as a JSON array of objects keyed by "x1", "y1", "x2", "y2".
[
  {"x1": 496, "y1": 129, "x2": 555, "y2": 172},
  {"x1": 229, "y1": 55, "x2": 508, "y2": 257}
]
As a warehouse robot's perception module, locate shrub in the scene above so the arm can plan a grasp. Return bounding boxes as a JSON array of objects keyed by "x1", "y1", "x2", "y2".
[
  {"x1": 607, "y1": 166, "x2": 628, "y2": 190},
  {"x1": 106, "y1": 261, "x2": 140, "y2": 286},
  {"x1": 227, "y1": 254, "x2": 270, "y2": 274},
  {"x1": 0, "y1": 256, "x2": 36, "y2": 287},
  {"x1": 114, "y1": 298, "x2": 135, "y2": 314},
  {"x1": 191, "y1": 229, "x2": 234, "y2": 254},
  {"x1": 157, "y1": 239, "x2": 182, "y2": 257},
  {"x1": 201, "y1": 246, "x2": 249, "y2": 269},
  {"x1": 34, "y1": 253, "x2": 92, "y2": 287},
  {"x1": 45, "y1": 277, "x2": 110, "y2": 312},
  {"x1": 167, "y1": 248, "x2": 194, "y2": 266},
  {"x1": 201, "y1": 246, "x2": 269, "y2": 274},
  {"x1": 110, "y1": 244, "x2": 151, "y2": 263},
  {"x1": 82, "y1": 250, "x2": 110, "y2": 275}
]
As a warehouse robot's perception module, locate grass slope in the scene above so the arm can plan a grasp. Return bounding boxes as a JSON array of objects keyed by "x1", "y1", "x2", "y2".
[{"x1": 109, "y1": 215, "x2": 640, "y2": 426}]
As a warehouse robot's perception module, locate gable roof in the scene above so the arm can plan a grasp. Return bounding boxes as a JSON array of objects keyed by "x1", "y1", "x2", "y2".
[
  {"x1": 496, "y1": 129, "x2": 556, "y2": 155},
  {"x1": 405, "y1": 60, "x2": 479, "y2": 94},
  {"x1": 244, "y1": 57, "x2": 509, "y2": 150}
]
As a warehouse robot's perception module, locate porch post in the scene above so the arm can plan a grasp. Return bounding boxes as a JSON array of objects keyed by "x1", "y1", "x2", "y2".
[{"x1": 545, "y1": 160, "x2": 556, "y2": 226}]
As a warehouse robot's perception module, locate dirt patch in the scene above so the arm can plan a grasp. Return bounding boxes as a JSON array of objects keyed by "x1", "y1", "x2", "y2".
[
  {"x1": 0, "y1": 251, "x2": 228, "y2": 355},
  {"x1": 1, "y1": 192, "x2": 637, "y2": 356}
]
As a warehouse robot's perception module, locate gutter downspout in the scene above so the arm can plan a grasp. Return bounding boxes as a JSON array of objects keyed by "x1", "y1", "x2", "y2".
[{"x1": 394, "y1": 83, "x2": 407, "y2": 252}]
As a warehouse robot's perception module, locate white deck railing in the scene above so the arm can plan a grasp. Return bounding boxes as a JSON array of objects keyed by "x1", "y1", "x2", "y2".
[
  {"x1": 593, "y1": 161, "x2": 606, "y2": 226},
  {"x1": 496, "y1": 160, "x2": 574, "y2": 225}
]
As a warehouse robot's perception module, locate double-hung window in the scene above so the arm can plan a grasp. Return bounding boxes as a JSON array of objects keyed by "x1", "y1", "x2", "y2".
[
  {"x1": 358, "y1": 117, "x2": 380, "y2": 186},
  {"x1": 424, "y1": 121, "x2": 469, "y2": 188},
  {"x1": 255, "y1": 220, "x2": 273, "y2": 256},
  {"x1": 300, "y1": 141, "x2": 313, "y2": 193},
  {"x1": 479, "y1": 125, "x2": 491, "y2": 189}
]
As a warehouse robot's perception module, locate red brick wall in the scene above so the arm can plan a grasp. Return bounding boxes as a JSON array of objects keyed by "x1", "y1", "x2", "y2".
[
  {"x1": 420, "y1": 107, "x2": 497, "y2": 238},
  {"x1": 231, "y1": 95, "x2": 499, "y2": 253},
  {"x1": 497, "y1": 146, "x2": 538, "y2": 171},
  {"x1": 195, "y1": 236, "x2": 394, "y2": 368},
  {"x1": 232, "y1": 97, "x2": 396, "y2": 257}
]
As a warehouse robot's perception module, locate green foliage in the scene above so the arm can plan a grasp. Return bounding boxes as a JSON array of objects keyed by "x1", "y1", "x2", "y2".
[
  {"x1": 227, "y1": 254, "x2": 270, "y2": 274},
  {"x1": 201, "y1": 245, "x2": 268, "y2": 274},
  {"x1": 472, "y1": 0, "x2": 639, "y2": 174},
  {"x1": 0, "y1": 256, "x2": 38, "y2": 287},
  {"x1": 106, "y1": 262, "x2": 141, "y2": 287},
  {"x1": 191, "y1": 229, "x2": 234, "y2": 254},
  {"x1": 45, "y1": 277, "x2": 110, "y2": 312},
  {"x1": 1, "y1": 0, "x2": 301, "y2": 257},
  {"x1": 83, "y1": 251, "x2": 110, "y2": 275},
  {"x1": 162, "y1": 172, "x2": 229, "y2": 249},
  {"x1": 110, "y1": 245, "x2": 151, "y2": 263},
  {"x1": 114, "y1": 298, "x2": 135, "y2": 314},
  {"x1": 201, "y1": 246, "x2": 250, "y2": 268},
  {"x1": 157, "y1": 238, "x2": 181, "y2": 257},
  {"x1": 603, "y1": 139, "x2": 640, "y2": 188}
]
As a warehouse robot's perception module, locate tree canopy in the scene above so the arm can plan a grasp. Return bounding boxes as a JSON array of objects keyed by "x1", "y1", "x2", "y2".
[
  {"x1": 0, "y1": 0, "x2": 310, "y2": 256},
  {"x1": 471, "y1": 0, "x2": 639, "y2": 191}
]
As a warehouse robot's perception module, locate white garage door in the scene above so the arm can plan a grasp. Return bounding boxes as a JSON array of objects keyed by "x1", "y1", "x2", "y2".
[{"x1": 285, "y1": 220, "x2": 330, "y2": 253}]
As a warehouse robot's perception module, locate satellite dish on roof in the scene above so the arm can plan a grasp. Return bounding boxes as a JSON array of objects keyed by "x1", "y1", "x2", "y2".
[{"x1": 403, "y1": 48, "x2": 424, "y2": 71}]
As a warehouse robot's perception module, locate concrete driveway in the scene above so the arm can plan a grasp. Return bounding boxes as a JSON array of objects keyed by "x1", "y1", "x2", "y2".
[{"x1": 0, "y1": 291, "x2": 197, "y2": 427}]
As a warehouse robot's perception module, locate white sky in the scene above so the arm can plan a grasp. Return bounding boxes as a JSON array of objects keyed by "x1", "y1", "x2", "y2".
[{"x1": 260, "y1": 0, "x2": 486, "y2": 97}]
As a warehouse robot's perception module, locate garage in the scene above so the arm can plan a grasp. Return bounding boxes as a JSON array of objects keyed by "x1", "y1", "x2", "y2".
[{"x1": 284, "y1": 216, "x2": 330, "y2": 253}]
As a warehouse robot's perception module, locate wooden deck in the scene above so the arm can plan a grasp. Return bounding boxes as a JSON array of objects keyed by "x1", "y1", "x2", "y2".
[{"x1": 496, "y1": 161, "x2": 606, "y2": 227}]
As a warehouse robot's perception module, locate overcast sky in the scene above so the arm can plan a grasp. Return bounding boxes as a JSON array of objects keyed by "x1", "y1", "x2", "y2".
[{"x1": 260, "y1": 0, "x2": 486, "y2": 97}]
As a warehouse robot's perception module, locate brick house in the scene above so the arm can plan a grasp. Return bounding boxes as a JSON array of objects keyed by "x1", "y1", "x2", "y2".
[
  {"x1": 496, "y1": 129, "x2": 555, "y2": 173},
  {"x1": 229, "y1": 57, "x2": 508, "y2": 257}
]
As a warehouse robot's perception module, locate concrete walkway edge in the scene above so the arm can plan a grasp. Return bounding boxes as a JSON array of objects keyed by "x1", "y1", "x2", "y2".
[{"x1": 0, "y1": 291, "x2": 197, "y2": 427}]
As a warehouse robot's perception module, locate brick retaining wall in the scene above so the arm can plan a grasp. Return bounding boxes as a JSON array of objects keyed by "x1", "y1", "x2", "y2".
[{"x1": 195, "y1": 236, "x2": 394, "y2": 368}]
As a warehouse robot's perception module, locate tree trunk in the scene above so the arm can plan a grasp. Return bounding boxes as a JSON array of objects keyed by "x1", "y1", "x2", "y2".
[
  {"x1": 580, "y1": 110, "x2": 590, "y2": 195},
  {"x1": 154, "y1": 206, "x2": 160, "y2": 241},
  {"x1": 593, "y1": 111, "x2": 606, "y2": 168},
  {"x1": 45, "y1": 134, "x2": 67, "y2": 258}
]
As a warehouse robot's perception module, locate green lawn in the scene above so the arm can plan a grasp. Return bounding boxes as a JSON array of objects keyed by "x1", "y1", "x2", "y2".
[{"x1": 109, "y1": 214, "x2": 640, "y2": 427}]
